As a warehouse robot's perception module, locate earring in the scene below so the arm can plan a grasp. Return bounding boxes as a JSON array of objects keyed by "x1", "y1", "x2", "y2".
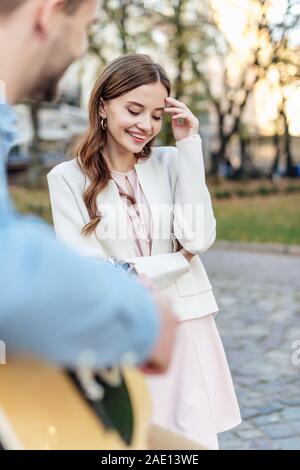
[{"x1": 101, "y1": 117, "x2": 107, "y2": 131}]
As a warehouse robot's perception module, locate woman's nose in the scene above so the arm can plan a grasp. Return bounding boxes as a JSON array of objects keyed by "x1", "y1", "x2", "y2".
[{"x1": 137, "y1": 118, "x2": 152, "y2": 133}]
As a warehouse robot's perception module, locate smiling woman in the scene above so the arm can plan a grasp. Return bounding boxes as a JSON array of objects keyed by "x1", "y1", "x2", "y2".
[
  {"x1": 72, "y1": 53, "x2": 171, "y2": 236},
  {"x1": 46, "y1": 52, "x2": 242, "y2": 449}
]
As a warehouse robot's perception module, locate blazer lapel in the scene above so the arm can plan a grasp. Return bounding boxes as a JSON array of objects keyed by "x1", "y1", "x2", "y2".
[
  {"x1": 134, "y1": 154, "x2": 171, "y2": 255},
  {"x1": 95, "y1": 180, "x2": 137, "y2": 258},
  {"x1": 94, "y1": 150, "x2": 173, "y2": 259}
]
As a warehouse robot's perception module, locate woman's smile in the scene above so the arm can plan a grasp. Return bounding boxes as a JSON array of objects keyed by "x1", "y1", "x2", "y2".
[{"x1": 125, "y1": 130, "x2": 149, "y2": 143}]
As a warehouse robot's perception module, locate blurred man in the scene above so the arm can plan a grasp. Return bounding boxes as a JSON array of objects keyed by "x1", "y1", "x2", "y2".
[{"x1": 0, "y1": 0, "x2": 176, "y2": 372}]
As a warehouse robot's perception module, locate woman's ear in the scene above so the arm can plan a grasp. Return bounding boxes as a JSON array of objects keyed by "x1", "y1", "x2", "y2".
[{"x1": 99, "y1": 98, "x2": 107, "y2": 118}]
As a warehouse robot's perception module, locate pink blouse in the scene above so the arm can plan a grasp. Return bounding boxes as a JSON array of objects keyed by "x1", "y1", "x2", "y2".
[{"x1": 111, "y1": 168, "x2": 153, "y2": 257}]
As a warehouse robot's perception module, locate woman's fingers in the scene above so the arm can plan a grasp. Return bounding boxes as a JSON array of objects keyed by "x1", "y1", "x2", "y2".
[
  {"x1": 165, "y1": 96, "x2": 186, "y2": 109},
  {"x1": 171, "y1": 113, "x2": 187, "y2": 120},
  {"x1": 172, "y1": 113, "x2": 199, "y2": 128},
  {"x1": 164, "y1": 107, "x2": 183, "y2": 114},
  {"x1": 165, "y1": 97, "x2": 199, "y2": 138}
]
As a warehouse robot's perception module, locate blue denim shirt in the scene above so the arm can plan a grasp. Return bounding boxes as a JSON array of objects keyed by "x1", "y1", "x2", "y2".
[
  {"x1": 0, "y1": 104, "x2": 19, "y2": 217},
  {"x1": 0, "y1": 104, "x2": 159, "y2": 367}
]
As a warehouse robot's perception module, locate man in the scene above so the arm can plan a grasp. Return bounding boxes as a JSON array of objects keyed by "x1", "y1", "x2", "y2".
[{"x1": 0, "y1": 0, "x2": 176, "y2": 372}]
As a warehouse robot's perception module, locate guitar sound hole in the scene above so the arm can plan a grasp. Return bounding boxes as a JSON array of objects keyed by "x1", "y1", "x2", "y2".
[{"x1": 66, "y1": 369, "x2": 134, "y2": 446}]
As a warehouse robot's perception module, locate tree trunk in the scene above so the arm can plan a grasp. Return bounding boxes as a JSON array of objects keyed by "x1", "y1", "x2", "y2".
[
  {"x1": 283, "y1": 111, "x2": 294, "y2": 177},
  {"x1": 210, "y1": 130, "x2": 234, "y2": 176},
  {"x1": 239, "y1": 137, "x2": 251, "y2": 177},
  {"x1": 270, "y1": 133, "x2": 281, "y2": 179},
  {"x1": 27, "y1": 101, "x2": 42, "y2": 187}
]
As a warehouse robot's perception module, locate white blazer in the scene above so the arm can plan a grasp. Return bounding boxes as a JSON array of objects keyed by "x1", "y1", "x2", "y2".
[{"x1": 47, "y1": 134, "x2": 219, "y2": 321}]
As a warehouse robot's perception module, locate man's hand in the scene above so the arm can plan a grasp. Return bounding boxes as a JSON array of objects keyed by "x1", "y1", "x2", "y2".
[
  {"x1": 137, "y1": 273, "x2": 159, "y2": 292},
  {"x1": 139, "y1": 290, "x2": 178, "y2": 375}
]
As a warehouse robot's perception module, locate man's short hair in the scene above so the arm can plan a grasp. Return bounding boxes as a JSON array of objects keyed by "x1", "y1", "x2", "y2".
[{"x1": 0, "y1": 0, "x2": 83, "y2": 15}]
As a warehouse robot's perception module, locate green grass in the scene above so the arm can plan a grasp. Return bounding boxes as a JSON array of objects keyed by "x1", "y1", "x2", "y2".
[
  {"x1": 9, "y1": 186, "x2": 300, "y2": 246},
  {"x1": 10, "y1": 186, "x2": 53, "y2": 225},
  {"x1": 213, "y1": 193, "x2": 300, "y2": 245}
]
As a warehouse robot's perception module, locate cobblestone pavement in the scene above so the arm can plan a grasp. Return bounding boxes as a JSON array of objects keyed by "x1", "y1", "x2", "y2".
[{"x1": 202, "y1": 248, "x2": 300, "y2": 450}]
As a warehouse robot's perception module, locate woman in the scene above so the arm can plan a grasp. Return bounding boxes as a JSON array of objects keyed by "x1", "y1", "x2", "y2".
[{"x1": 47, "y1": 53, "x2": 241, "y2": 449}]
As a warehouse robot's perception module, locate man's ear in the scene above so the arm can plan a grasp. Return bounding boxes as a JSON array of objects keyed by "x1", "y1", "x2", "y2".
[{"x1": 34, "y1": 0, "x2": 66, "y2": 37}]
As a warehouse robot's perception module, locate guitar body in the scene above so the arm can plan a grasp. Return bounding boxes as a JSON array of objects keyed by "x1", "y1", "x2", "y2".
[{"x1": 0, "y1": 357, "x2": 151, "y2": 450}]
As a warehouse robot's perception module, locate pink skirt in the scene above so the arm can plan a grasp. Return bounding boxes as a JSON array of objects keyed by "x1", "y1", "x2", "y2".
[{"x1": 146, "y1": 314, "x2": 242, "y2": 450}]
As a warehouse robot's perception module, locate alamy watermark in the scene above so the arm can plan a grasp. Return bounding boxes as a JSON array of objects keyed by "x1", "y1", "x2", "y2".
[
  {"x1": 0, "y1": 340, "x2": 6, "y2": 365},
  {"x1": 94, "y1": 202, "x2": 206, "y2": 242},
  {"x1": 291, "y1": 340, "x2": 300, "y2": 366}
]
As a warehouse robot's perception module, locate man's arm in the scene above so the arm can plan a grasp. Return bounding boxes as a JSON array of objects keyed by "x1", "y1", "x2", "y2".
[{"x1": 0, "y1": 214, "x2": 160, "y2": 368}]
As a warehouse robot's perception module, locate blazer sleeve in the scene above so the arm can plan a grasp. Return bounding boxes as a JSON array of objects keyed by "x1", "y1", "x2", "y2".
[
  {"x1": 47, "y1": 170, "x2": 105, "y2": 260},
  {"x1": 127, "y1": 252, "x2": 190, "y2": 290},
  {"x1": 172, "y1": 134, "x2": 217, "y2": 255}
]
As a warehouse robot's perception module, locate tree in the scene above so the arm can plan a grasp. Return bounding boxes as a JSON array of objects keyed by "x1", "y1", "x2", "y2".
[
  {"x1": 267, "y1": 0, "x2": 300, "y2": 177},
  {"x1": 191, "y1": 0, "x2": 300, "y2": 176},
  {"x1": 141, "y1": 0, "x2": 220, "y2": 144}
]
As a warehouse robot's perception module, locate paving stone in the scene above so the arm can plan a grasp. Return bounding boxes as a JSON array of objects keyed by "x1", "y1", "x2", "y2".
[
  {"x1": 249, "y1": 438, "x2": 279, "y2": 450},
  {"x1": 273, "y1": 437, "x2": 300, "y2": 450},
  {"x1": 260, "y1": 423, "x2": 296, "y2": 439},
  {"x1": 281, "y1": 407, "x2": 300, "y2": 421},
  {"x1": 290, "y1": 421, "x2": 300, "y2": 435},
  {"x1": 235, "y1": 429, "x2": 264, "y2": 440},
  {"x1": 253, "y1": 413, "x2": 282, "y2": 427},
  {"x1": 202, "y1": 249, "x2": 300, "y2": 451},
  {"x1": 256, "y1": 404, "x2": 284, "y2": 416}
]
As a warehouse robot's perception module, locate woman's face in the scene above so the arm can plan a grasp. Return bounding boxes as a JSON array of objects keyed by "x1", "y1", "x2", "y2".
[{"x1": 101, "y1": 82, "x2": 168, "y2": 154}]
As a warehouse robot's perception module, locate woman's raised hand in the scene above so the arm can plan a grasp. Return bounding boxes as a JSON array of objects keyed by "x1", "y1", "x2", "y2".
[{"x1": 164, "y1": 96, "x2": 199, "y2": 142}]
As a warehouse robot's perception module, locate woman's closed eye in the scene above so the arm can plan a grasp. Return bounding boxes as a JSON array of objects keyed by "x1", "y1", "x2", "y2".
[{"x1": 128, "y1": 109, "x2": 162, "y2": 121}]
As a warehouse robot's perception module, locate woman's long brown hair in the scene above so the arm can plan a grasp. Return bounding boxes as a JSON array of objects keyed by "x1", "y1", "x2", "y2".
[{"x1": 75, "y1": 53, "x2": 171, "y2": 236}]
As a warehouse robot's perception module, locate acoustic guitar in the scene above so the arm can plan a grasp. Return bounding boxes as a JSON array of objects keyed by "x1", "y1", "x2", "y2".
[{"x1": 0, "y1": 356, "x2": 151, "y2": 450}]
